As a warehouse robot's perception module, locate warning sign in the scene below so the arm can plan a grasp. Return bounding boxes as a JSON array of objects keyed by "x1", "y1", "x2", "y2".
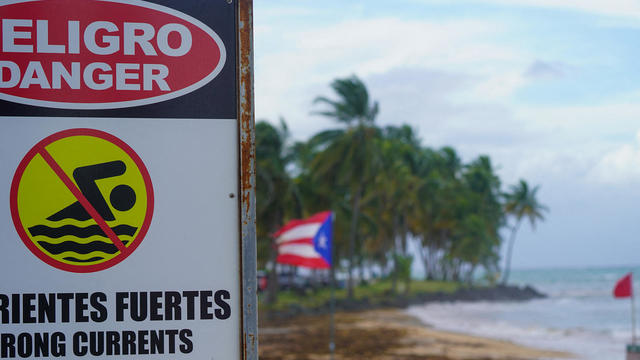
[
  {"x1": 0, "y1": 0, "x2": 256, "y2": 358},
  {"x1": 9, "y1": 128, "x2": 154, "y2": 273},
  {"x1": 1, "y1": 118, "x2": 241, "y2": 360}
]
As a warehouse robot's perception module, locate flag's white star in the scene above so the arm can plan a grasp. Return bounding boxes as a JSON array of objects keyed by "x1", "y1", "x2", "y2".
[{"x1": 317, "y1": 233, "x2": 328, "y2": 249}]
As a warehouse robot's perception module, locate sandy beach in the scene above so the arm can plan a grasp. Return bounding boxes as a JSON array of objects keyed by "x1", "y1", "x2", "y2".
[{"x1": 259, "y1": 309, "x2": 573, "y2": 360}]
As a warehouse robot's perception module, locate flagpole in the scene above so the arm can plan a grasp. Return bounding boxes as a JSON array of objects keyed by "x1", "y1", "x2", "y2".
[
  {"x1": 633, "y1": 275, "x2": 637, "y2": 345},
  {"x1": 329, "y1": 212, "x2": 336, "y2": 360},
  {"x1": 330, "y1": 270, "x2": 335, "y2": 360}
]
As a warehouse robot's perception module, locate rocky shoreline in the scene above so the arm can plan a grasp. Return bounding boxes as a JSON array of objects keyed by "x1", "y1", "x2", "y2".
[{"x1": 263, "y1": 284, "x2": 546, "y2": 320}]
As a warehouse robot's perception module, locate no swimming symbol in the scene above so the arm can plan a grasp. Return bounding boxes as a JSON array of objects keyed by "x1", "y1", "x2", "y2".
[{"x1": 10, "y1": 129, "x2": 154, "y2": 273}]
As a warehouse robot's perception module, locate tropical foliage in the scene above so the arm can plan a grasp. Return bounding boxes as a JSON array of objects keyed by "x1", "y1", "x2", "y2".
[
  {"x1": 255, "y1": 75, "x2": 547, "y2": 301},
  {"x1": 501, "y1": 180, "x2": 548, "y2": 284}
]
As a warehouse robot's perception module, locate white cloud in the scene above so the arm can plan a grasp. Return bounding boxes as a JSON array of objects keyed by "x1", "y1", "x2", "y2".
[
  {"x1": 588, "y1": 130, "x2": 640, "y2": 184},
  {"x1": 489, "y1": 98, "x2": 640, "y2": 187},
  {"x1": 462, "y1": 71, "x2": 528, "y2": 101},
  {"x1": 256, "y1": 6, "x2": 640, "y2": 188},
  {"x1": 463, "y1": 0, "x2": 640, "y2": 18},
  {"x1": 254, "y1": 15, "x2": 530, "y2": 136},
  {"x1": 255, "y1": 11, "x2": 618, "y2": 183},
  {"x1": 516, "y1": 102, "x2": 640, "y2": 137}
]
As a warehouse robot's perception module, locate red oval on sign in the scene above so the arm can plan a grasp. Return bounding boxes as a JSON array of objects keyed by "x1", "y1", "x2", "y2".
[{"x1": 0, "y1": 0, "x2": 226, "y2": 109}]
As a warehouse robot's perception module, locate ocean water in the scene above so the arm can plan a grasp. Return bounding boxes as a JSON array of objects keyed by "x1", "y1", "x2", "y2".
[{"x1": 407, "y1": 266, "x2": 640, "y2": 360}]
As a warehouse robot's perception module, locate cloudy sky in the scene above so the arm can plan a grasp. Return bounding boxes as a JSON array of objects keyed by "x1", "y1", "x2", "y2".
[{"x1": 253, "y1": 0, "x2": 640, "y2": 269}]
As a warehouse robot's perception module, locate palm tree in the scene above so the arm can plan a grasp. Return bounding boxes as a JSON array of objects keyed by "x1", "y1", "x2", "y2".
[
  {"x1": 364, "y1": 130, "x2": 421, "y2": 293},
  {"x1": 502, "y1": 180, "x2": 548, "y2": 284},
  {"x1": 311, "y1": 75, "x2": 380, "y2": 298},
  {"x1": 313, "y1": 75, "x2": 379, "y2": 127},
  {"x1": 413, "y1": 149, "x2": 504, "y2": 283},
  {"x1": 255, "y1": 119, "x2": 301, "y2": 303},
  {"x1": 414, "y1": 147, "x2": 463, "y2": 281},
  {"x1": 454, "y1": 156, "x2": 503, "y2": 283}
]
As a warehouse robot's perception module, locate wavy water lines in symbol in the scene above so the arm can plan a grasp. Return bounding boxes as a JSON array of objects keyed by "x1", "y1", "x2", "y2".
[
  {"x1": 28, "y1": 224, "x2": 137, "y2": 238},
  {"x1": 63, "y1": 256, "x2": 106, "y2": 263},
  {"x1": 37, "y1": 240, "x2": 131, "y2": 255}
]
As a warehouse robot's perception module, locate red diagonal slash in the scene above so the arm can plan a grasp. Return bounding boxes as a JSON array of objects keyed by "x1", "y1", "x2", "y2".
[{"x1": 38, "y1": 147, "x2": 128, "y2": 254}]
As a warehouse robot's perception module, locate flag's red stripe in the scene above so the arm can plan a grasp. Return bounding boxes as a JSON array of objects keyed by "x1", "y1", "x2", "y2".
[
  {"x1": 276, "y1": 238, "x2": 313, "y2": 247},
  {"x1": 272, "y1": 211, "x2": 331, "y2": 238},
  {"x1": 277, "y1": 254, "x2": 330, "y2": 269}
]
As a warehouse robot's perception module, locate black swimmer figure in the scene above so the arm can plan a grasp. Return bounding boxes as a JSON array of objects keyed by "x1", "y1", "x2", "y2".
[{"x1": 47, "y1": 160, "x2": 136, "y2": 222}]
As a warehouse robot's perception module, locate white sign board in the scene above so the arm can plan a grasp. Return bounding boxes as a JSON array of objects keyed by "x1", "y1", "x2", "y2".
[{"x1": 0, "y1": 0, "x2": 255, "y2": 358}]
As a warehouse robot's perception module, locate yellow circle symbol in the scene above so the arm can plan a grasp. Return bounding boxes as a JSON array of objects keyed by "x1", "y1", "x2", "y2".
[{"x1": 10, "y1": 129, "x2": 154, "y2": 273}]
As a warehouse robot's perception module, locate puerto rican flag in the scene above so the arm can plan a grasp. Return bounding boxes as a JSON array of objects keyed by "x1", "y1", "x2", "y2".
[{"x1": 274, "y1": 211, "x2": 332, "y2": 269}]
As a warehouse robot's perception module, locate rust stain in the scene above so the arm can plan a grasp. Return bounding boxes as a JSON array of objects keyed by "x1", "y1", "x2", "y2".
[
  {"x1": 244, "y1": 333, "x2": 256, "y2": 358},
  {"x1": 238, "y1": 0, "x2": 255, "y2": 217},
  {"x1": 237, "y1": 0, "x2": 258, "y2": 359}
]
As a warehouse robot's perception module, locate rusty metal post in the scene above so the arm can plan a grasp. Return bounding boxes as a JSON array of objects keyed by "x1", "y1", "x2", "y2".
[{"x1": 237, "y1": 0, "x2": 258, "y2": 359}]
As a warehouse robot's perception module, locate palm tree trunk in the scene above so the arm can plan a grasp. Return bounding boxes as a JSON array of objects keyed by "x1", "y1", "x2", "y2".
[
  {"x1": 347, "y1": 188, "x2": 361, "y2": 299},
  {"x1": 419, "y1": 239, "x2": 430, "y2": 280},
  {"x1": 401, "y1": 215, "x2": 408, "y2": 255},
  {"x1": 452, "y1": 259, "x2": 460, "y2": 282},
  {"x1": 265, "y1": 240, "x2": 279, "y2": 304},
  {"x1": 502, "y1": 219, "x2": 522, "y2": 285},
  {"x1": 426, "y1": 244, "x2": 437, "y2": 280},
  {"x1": 391, "y1": 215, "x2": 399, "y2": 294},
  {"x1": 266, "y1": 213, "x2": 283, "y2": 304}
]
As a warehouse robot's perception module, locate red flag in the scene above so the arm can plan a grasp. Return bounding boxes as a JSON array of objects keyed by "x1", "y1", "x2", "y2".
[{"x1": 614, "y1": 273, "x2": 633, "y2": 298}]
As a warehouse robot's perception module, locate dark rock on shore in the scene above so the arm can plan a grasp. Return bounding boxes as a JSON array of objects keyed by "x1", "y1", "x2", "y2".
[{"x1": 434, "y1": 284, "x2": 546, "y2": 302}]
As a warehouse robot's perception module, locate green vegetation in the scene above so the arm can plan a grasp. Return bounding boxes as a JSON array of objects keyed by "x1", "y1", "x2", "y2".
[
  {"x1": 259, "y1": 279, "x2": 460, "y2": 312},
  {"x1": 256, "y1": 75, "x2": 548, "y2": 304}
]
